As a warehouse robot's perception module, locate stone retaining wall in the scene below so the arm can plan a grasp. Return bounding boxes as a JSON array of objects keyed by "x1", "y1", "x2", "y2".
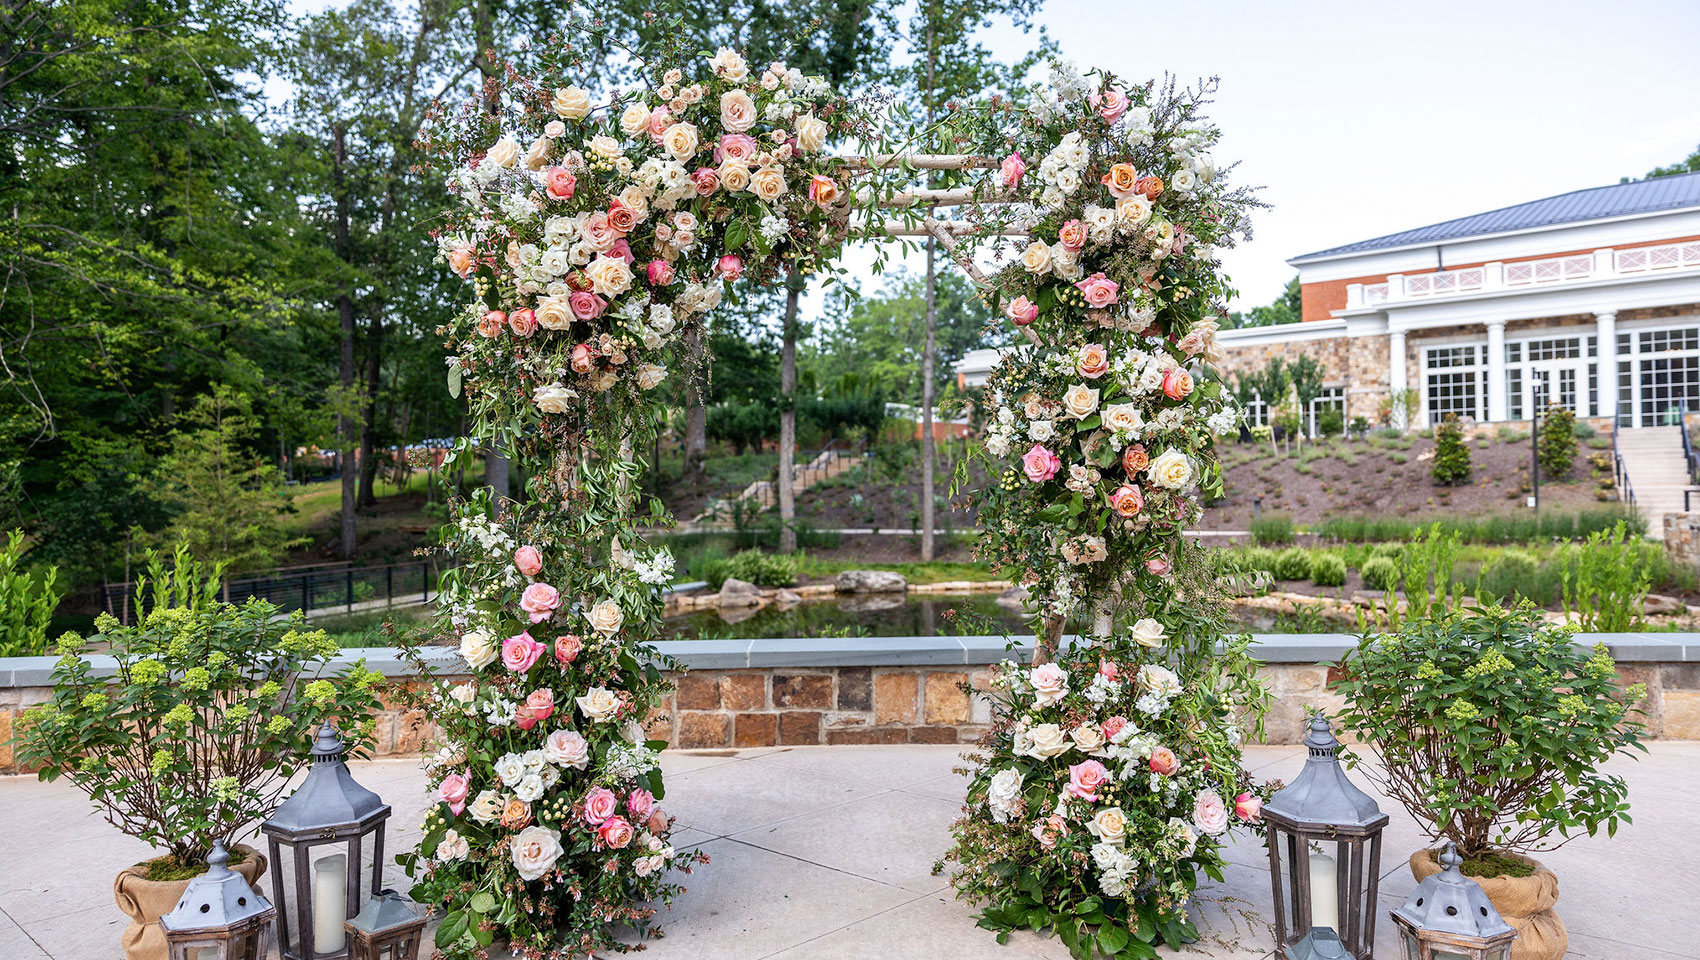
[{"x1": 3, "y1": 633, "x2": 1697, "y2": 774}]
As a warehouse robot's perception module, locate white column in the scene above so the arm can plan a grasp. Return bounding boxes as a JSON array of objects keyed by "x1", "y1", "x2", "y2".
[
  {"x1": 1486, "y1": 320, "x2": 1507, "y2": 422},
  {"x1": 1346, "y1": 283, "x2": 1364, "y2": 308},
  {"x1": 1596, "y1": 310, "x2": 1618, "y2": 422},
  {"x1": 1386, "y1": 274, "x2": 1406, "y2": 302},
  {"x1": 1483, "y1": 261, "x2": 1505, "y2": 290},
  {"x1": 1594, "y1": 248, "x2": 1616, "y2": 278},
  {"x1": 1389, "y1": 330, "x2": 1408, "y2": 428}
]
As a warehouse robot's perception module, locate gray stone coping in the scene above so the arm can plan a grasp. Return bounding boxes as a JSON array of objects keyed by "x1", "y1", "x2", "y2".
[{"x1": 2, "y1": 632, "x2": 1695, "y2": 687}]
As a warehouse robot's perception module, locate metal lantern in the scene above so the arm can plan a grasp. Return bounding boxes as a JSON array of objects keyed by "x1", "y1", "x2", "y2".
[
  {"x1": 262, "y1": 722, "x2": 392, "y2": 960},
  {"x1": 1391, "y1": 843, "x2": 1518, "y2": 960},
  {"x1": 160, "y1": 841, "x2": 277, "y2": 960},
  {"x1": 345, "y1": 889, "x2": 427, "y2": 960},
  {"x1": 1262, "y1": 714, "x2": 1389, "y2": 960},
  {"x1": 1289, "y1": 926, "x2": 1356, "y2": 960}
]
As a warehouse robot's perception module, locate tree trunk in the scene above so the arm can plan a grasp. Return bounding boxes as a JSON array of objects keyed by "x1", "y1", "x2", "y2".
[
  {"x1": 682, "y1": 325, "x2": 708, "y2": 491},
  {"x1": 356, "y1": 312, "x2": 384, "y2": 508},
  {"x1": 333, "y1": 123, "x2": 356, "y2": 561},
  {"x1": 1034, "y1": 612, "x2": 1066, "y2": 666},
  {"x1": 921, "y1": 237, "x2": 938, "y2": 560},
  {"x1": 777, "y1": 276, "x2": 801, "y2": 553}
]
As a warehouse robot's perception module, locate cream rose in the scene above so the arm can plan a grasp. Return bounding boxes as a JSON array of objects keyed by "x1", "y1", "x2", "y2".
[
  {"x1": 535, "y1": 295, "x2": 572, "y2": 330},
  {"x1": 587, "y1": 598, "x2": 624, "y2": 636},
  {"x1": 532, "y1": 384, "x2": 576, "y2": 414},
  {"x1": 436, "y1": 828, "x2": 470, "y2": 861},
  {"x1": 1070, "y1": 723, "x2": 1107, "y2": 755},
  {"x1": 720, "y1": 89, "x2": 757, "y2": 133},
  {"x1": 1147, "y1": 448, "x2": 1194, "y2": 490},
  {"x1": 709, "y1": 47, "x2": 750, "y2": 82},
  {"x1": 718, "y1": 159, "x2": 752, "y2": 192},
  {"x1": 636, "y1": 363, "x2": 668, "y2": 390},
  {"x1": 749, "y1": 165, "x2": 787, "y2": 201},
  {"x1": 552, "y1": 87, "x2": 591, "y2": 120},
  {"x1": 588, "y1": 135, "x2": 622, "y2": 162},
  {"x1": 1028, "y1": 662, "x2": 1069, "y2": 706},
  {"x1": 485, "y1": 136, "x2": 521, "y2": 169},
  {"x1": 619, "y1": 101, "x2": 651, "y2": 136},
  {"x1": 1102, "y1": 403, "x2": 1142, "y2": 434},
  {"x1": 467, "y1": 789, "x2": 503, "y2": 824},
  {"x1": 576, "y1": 685, "x2": 620, "y2": 722},
  {"x1": 1128, "y1": 617, "x2": 1166, "y2": 647},
  {"x1": 987, "y1": 768, "x2": 1024, "y2": 822},
  {"x1": 1019, "y1": 239, "x2": 1052, "y2": 275},
  {"x1": 459, "y1": 629, "x2": 497, "y2": 669},
  {"x1": 510, "y1": 825, "x2": 564, "y2": 881},
  {"x1": 1116, "y1": 195, "x2": 1152, "y2": 228},
  {"x1": 1062, "y1": 383, "x2": 1100, "y2": 420},
  {"x1": 661, "y1": 122, "x2": 700, "y2": 162},
  {"x1": 585, "y1": 255, "x2": 634, "y2": 297},
  {"x1": 1088, "y1": 806, "x2": 1128, "y2": 845},
  {"x1": 793, "y1": 114, "x2": 828, "y2": 153},
  {"x1": 523, "y1": 135, "x2": 552, "y2": 171},
  {"x1": 1021, "y1": 723, "x2": 1070, "y2": 759}
]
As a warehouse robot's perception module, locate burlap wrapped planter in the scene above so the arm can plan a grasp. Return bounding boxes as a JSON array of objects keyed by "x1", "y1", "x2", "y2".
[
  {"x1": 113, "y1": 844, "x2": 267, "y2": 960},
  {"x1": 1411, "y1": 848, "x2": 1566, "y2": 960}
]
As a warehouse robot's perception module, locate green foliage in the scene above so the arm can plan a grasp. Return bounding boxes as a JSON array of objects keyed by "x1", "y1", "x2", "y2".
[
  {"x1": 1313, "y1": 506, "x2": 1643, "y2": 544},
  {"x1": 0, "y1": 531, "x2": 64, "y2": 656},
  {"x1": 1628, "y1": 142, "x2": 1700, "y2": 181},
  {"x1": 1249, "y1": 513, "x2": 1294, "y2": 545},
  {"x1": 1431, "y1": 415, "x2": 1471, "y2": 485},
  {"x1": 1537, "y1": 404, "x2": 1577, "y2": 479},
  {"x1": 1331, "y1": 608, "x2": 1645, "y2": 859},
  {"x1": 15, "y1": 546, "x2": 383, "y2": 867},
  {"x1": 1359, "y1": 556, "x2": 1399, "y2": 592},
  {"x1": 1308, "y1": 553, "x2": 1347, "y2": 587},
  {"x1": 1273, "y1": 547, "x2": 1311, "y2": 581},
  {"x1": 808, "y1": 269, "x2": 1004, "y2": 403},
  {"x1": 1560, "y1": 523, "x2": 1653, "y2": 630},
  {"x1": 1317, "y1": 408, "x2": 1345, "y2": 438},
  {"x1": 1363, "y1": 525, "x2": 1464, "y2": 631},
  {"x1": 701, "y1": 549, "x2": 800, "y2": 589},
  {"x1": 1225, "y1": 275, "x2": 1301, "y2": 329}
]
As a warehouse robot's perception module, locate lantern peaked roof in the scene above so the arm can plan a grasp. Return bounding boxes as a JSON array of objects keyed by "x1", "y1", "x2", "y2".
[
  {"x1": 262, "y1": 723, "x2": 389, "y2": 835},
  {"x1": 160, "y1": 841, "x2": 274, "y2": 932},
  {"x1": 1289, "y1": 926, "x2": 1354, "y2": 960},
  {"x1": 1262, "y1": 715, "x2": 1389, "y2": 831},
  {"x1": 348, "y1": 889, "x2": 426, "y2": 934},
  {"x1": 1291, "y1": 169, "x2": 1700, "y2": 262},
  {"x1": 1394, "y1": 843, "x2": 1518, "y2": 942}
]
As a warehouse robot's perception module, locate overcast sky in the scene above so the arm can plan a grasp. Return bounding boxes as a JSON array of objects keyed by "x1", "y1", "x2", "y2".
[{"x1": 281, "y1": 0, "x2": 1700, "y2": 312}]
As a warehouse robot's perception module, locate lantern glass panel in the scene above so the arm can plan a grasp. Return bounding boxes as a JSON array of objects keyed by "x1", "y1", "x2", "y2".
[{"x1": 275, "y1": 833, "x2": 382, "y2": 960}]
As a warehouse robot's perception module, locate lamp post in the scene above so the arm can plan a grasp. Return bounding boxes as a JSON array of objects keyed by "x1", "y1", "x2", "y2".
[
  {"x1": 345, "y1": 889, "x2": 428, "y2": 960},
  {"x1": 160, "y1": 841, "x2": 277, "y2": 960},
  {"x1": 1391, "y1": 843, "x2": 1517, "y2": 960},
  {"x1": 1262, "y1": 714, "x2": 1389, "y2": 959},
  {"x1": 261, "y1": 722, "x2": 392, "y2": 960}
]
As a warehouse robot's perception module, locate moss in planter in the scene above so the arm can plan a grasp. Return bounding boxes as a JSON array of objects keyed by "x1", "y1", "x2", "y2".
[
  {"x1": 140, "y1": 847, "x2": 250, "y2": 882},
  {"x1": 1461, "y1": 850, "x2": 1536, "y2": 879}
]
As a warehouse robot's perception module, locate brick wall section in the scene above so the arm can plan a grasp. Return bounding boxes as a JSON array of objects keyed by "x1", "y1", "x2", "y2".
[{"x1": 5, "y1": 656, "x2": 1697, "y2": 775}]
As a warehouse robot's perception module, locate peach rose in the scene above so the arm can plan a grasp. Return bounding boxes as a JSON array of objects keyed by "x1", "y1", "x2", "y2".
[
  {"x1": 1136, "y1": 175, "x2": 1164, "y2": 201},
  {"x1": 484, "y1": 136, "x2": 520, "y2": 169},
  {"x1": 1058, "y1": 219, "x2": 1087, "y2": 251},
  {"x1": 1005, "y1": 296, "x2": 1038, "y2": 326},
  {"x1": 749, "y1": 165, "x2": 787, "y2": 202},
  {"x1": 513, "y1": 545, "x2": 543, "y2": 576},
  {"x1": 500, "y1": 796, "x2": 532, "y2": 830},
  {"x1": 1077, "y1": 343, "x2": 1109, "y2": 379},
  {"x1": 606, "y1": 201, "x2": 637, "y2": 235},
  {"x1": 1021, "y1": 444, "x2": 1061, "y2": 482},
  {"x1": 1074, "y1": 273, "x2": 1119, "y2": 308},
  {"x1": 719, "y1": 89, "x2": 757, "y2": 132},
  {"x1": 507, "y1": 308, "x2": 538, "y2": 338},
  {"x1": 618, "y1": 101, "x2": 650, "y2": 136},
  {"x1": 718, "y1": 158, "x2": 751, "y2": 192},
  {"x1": 1102, "y1": 162, "x2": 1140, "y2": 199},
  {"x1": 519, "y1": 583, "x2": 560, "y2": 623},
  {"x1": 585, "y1": 255, "x2": 633, "y2": 297},
  {"x1": 1000, "y1": 151, "x2": 1026, "y2": 188},
  {"x1": 477, "y1": 310, "x2": 505, "y2": 338},
  {"x1": 1234, "y1": 792, "x2": 1263, "y2": 822},
  {"x1": 553, "y1": 633, "x2": 582, "y2": 665},
  {"x1": 807, "y1": 174, "x2": 839, "y2": 207},
  {"x1": 1161, "y1": 366, "x2": 1194, "y2": 400},
  {"x1": 446, "y1": 245, "x2": 475, "y2": 278},
  {"x1": 1109, "y1": 484, "x2": 1144, "y2": 517},
  {"x1": 598, "y1": 815, "x2": 634, "y2": 849},
  {"x1": 570, "y1": 342, "x2": 595, "y2": 373},
  {"x1": 1148, "y1": 746, "x2": 1179, "y2": 776},
  {"x1": 1121, "y1": 443, "x2": 1149, "y2": 475}
]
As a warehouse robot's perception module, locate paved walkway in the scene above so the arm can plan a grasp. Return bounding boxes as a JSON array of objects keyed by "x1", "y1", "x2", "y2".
[{"x1": 2, "y1": 743, "x2": 1694, "y2": 959}]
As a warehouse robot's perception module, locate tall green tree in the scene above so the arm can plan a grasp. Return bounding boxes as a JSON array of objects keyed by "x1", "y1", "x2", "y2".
[
  {"x1": 806, "y1": 269, "x2": 1003, "y2": 400},
  {"x1": 1625, "y1": 143, "x2": 1700, "y2": 181}
]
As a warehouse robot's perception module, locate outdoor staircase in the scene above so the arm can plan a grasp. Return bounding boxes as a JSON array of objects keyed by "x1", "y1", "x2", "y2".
[
  {"x1": 695, "y1": 447, "x2": 862, "y2": 523},
  {"x1": 1614, "y1": 425, "x2": 1696, "y2": 540}
]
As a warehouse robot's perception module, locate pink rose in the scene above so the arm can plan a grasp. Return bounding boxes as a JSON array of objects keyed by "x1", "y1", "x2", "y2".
[
  {"x1": 1058, "y1": 219, "x2": 1087, "y2": 251},
  {"x1": 716, "y1": 254, "x2": 743, "y2": 281},
  {"x1": 1193, "y1": 790, "x2": 1230, "y2": 836},
  {"x1": 608, "y1": 238, "x2": 635, "y2": 265},
  {"x1": 1149, "y1": 746, "x2": 1178, "y2": 776},
  {"x1": 544, "y1": 166, "x2": 576, "y2": 200},
  {"x1": 570, "y1": 343, "x2": 595, "y2": 374},
  {"x1": 690, "y1": 167, "x2": 719, "y2": 195},
  {"x1": 583, "y1": 787, "x2": 619, "y2": 825},
  {"x1": 1074, "y1": 273, "x2": 1119, "y2": 308},
  {"x1": 1234, "y1": 792, "x2": 1263, "y2": 823},
  {"x1": 507, "y1": 308, "x2": 538, "y2": 338},
  {"x1": 519, "y1": 582, "x2": 560, "y2": 623},
  {"x1": 513, "y1": 545, "x2": 543, "y2": 577},
  {"x1": 646, "y1": 809, "x2": 671, "y2": 834},
  {"x1": 1097, "y1": 660, "x2": 1119, "y2": 681},
  {"x1": 1066, "y1": 760, "x2": 1111, "y2": 802},
  {"x1": 1005, "y1": 296, "x2": 1038, "y2": 326},
  {"x1": 1091, "y1": 87, "x2": 1129, "y2": 122},
  {"x1": 999, "y1": 151, "x2": 1026, "y2": 189},
  {"x1": 1021, "y1": 444, "x2": 1061, "y2": 483},
  {"x1": 515, "y1": 688, "x2": 556, "y2": 730},
  {"x1": 569, "y1": 290, "x2": 608, "y2": 321},
  {"x1": 477, "y1": 310, "x2": 505, "y2": 339},
  {"x1": 646, "y1": 259, "x2": 675, "y2": 286},
  {"x1": 598, "y1": 815, "x2": 634, "y2": 849},
  {"x1": 438, "y1": 768, "x2": 471, "y2": 815},
  {"x1": 1110, "y1": 485, "x2": 1144, "y2": 518},
  {"x1": 647, "y1": 106, "x2": 672, "y2": 138},
  {"x1": 716, "y1": 134, "x2": 759, "y2": 163},
  {"x1": 554, "y1": 633, "x2": 583, "y2": 665},
  {"x1": 1101, "y1": 716, "x2": 1128, "y2": 740},
  {"x1": 1033, "y1": 813, "x2": 1066, "y2": 850},
  {"x1": 626, "y1": 788, "x2": 655, "y2": 821},
  {"x1": 1161, "y1": 366, "x2": 1195, "y2": 400},
  {"x1": 1146, "y1": 554, "x2": 1173, "y2": 576},
  {"x1": 501, "y1": 631, "x2": 547, "y2": 672},
  {"x1": 581, "y1": 212, "x2": 618, "y2": 249}
]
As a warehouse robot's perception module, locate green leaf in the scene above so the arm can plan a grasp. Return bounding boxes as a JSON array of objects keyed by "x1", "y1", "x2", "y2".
[
  {"x1": 1098, "y1": 924, "x2": 1131, "y2": 955},
  {"x1": 435, "y1": 909, "x2": 469, "y2": 947},
  {"x1": 447, "y1": 364, "x2": 462, "y2": 399},
  {"x1": 469, "y1": 892, "x2": 495, "y2": 914},
  {"x1": 725, "y1": 219, "x2": 748, "y2": 251}
]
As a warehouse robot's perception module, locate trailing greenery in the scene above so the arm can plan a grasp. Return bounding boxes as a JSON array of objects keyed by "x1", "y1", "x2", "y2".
[
  {"x1": 1330, "y1": 607, "x2": 1646, "y2": 860},
  {"x1": 1249, "y1": 512, "x2": 1294, "y2": 545},
  {"x1": 0, "y1": 531, "x2": 64, "y2": 657},
  {"x1": 1537, "y1": 404, "x2": 1578, "y2": 479},
  {"x1": 1430, "y1": 414, "x2": 1471, "y2": 485}
]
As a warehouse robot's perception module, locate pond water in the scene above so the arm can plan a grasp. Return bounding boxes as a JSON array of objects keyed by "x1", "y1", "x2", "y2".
[{"x1": 660, "y1": 593, "x2": 1346, "y2": 640}]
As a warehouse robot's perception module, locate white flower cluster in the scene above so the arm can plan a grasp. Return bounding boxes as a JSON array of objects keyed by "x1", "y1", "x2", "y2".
[
  {"x1": 1036, "y1": 131, "x2": 1091, "y2": 207},
  {"x1": 1092, "y1": 843, "x2": 1140, "y2": 896},
  {"x1": 602, "y1": 740, "x2": 661, "y2": 781},
  {"x1": 633, "y1": 549, "x2": 675, "y2": 585},
  {"x1": 456, "y1": 515, "x2": 515, "y2": 560},
  {"x1": 494, "y1": 749, "x2": 563, "y2": 802}
]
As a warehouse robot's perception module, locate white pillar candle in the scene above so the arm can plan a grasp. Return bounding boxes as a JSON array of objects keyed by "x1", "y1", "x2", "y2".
[
  {"x1": 1307, "y1": 849, "x2": 1339, "y2": 931},
  {"x1": 312, "y1": 853, "x2": 348, "y2": 954}
]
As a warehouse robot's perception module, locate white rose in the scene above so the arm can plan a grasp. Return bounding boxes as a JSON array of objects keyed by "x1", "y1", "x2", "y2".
[
  {"x1": 1070, "y1": 723, "x2": 1107, "y2": 755},
  {"x1": 1028, "y1": 663, "x2": 1069, "y2": 706},
  {"x1": 987, "y1": 768, "x2": 1024, "y2": 822},
  {"x1": 513, "y1": 773, "x2": 545, "y2": 802},
  {"x1": 584, "y1": 255, "x2": 634, "y2": 297},
  {"x1": 720, "y1": 89, "x2": 757, "y2": 133},
  {"x1": 1171, "y1": 168, "x2": 1197, "y2": 195},
  {"x1": 1022, "y1": 722, "x2": 1070, "y2": 759},
  {"x1": 494, "y1": 752, "x2": 526, "y2": 786},
  {"x1": 485, "y1": 136, "x2": 521, "y2": 169},
  {"x1": 436, "y1": 828, "x2": 469, "y2": 861},
  {"x1": 1147, "y1": 448, "x2": 1194, "y2": 490},
  {"x1": 467, "y1": 789, "x2": 502, "y2": 824},
  {"x1": 532, "y1": 384, "x2": 576, "y2": 414},
  {"x1": 1062, "y1": 383, "x2": 1100, "y2": 420},
  {"x1": 448, "y1": 682, "x2": 476, "y2": 705},
  {"x1": 587, "y1": 598, "x2": 624, "y2": 636},
  {"x1": 543, "y1": 729, "x2": 590, "y2": 768},
  {"x1": 1088, "y1": 806, "x2": 1128, "y2": 846},
  {"x1": 459, "y1": 630, "x2": 497, "y2": 670},
  {"x1": 1019, "y1": 239, "x2": 1052, "y2": 275},
  {"x1": 619, "y1": 101, "x2": 651, "y2": 136},
  {"x1": 510, "y1": 825, "x2": 564, "y2": 881},
  {"x1": 1102, "y1": 403, "x2": 1143, "y2": 434},
  {"x1": 662, "y1": 122, "x2": 699, "y2": 162},
  {"x1": 552, "y1": 87, "x2": 591, "y2": 120},
  {"x1": 576, "y1": 685, "x2": 620, "y2": 722},
  {"x1": 1138, "y1": 664, "x2": 1183, "y2": 697},
  {"x1": 636, "y1": 363, "x2": 668, "y2": 390},
  {"x1": 1028, "y1": 419, "x2": 1056, "y2": 442},
  {"x1": 1128, "y1": 617, "x2": 1165, "y2": 648},
  {"x1": 793, "y1": 114, "x2": 828, "y2": 152}
]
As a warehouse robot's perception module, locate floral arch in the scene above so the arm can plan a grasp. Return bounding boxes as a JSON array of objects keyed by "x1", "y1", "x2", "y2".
[{"x1": 407, "y1": 43, "x2": 1267, "y2": 960}]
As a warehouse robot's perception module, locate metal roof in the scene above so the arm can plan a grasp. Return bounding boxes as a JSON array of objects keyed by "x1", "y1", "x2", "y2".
[{"x1": 1292, "y1": 170, "x2": 1700, "y2": 262}]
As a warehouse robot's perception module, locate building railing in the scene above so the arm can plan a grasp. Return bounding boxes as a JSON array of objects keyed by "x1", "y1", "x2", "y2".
[
  {"x1": 101, "y1": 559, "x2": 441, "y2": 625},
  {"x1": 1350, "y1": 239, "x2": 1700, "y2": 308}
]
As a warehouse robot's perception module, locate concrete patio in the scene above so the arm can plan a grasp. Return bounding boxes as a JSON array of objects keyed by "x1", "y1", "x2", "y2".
[{"x1": 1, "y1": 742, "x2": 1694, "y2": 960}]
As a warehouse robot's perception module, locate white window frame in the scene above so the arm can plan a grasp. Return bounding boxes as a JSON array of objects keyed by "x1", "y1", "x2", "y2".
[
  {"x1": 1420, "y1": 342, "x2": 1487, "y2": 427},
  {"x1": 1618, "y1": 317, "x2": 1700, "y2": 428}
]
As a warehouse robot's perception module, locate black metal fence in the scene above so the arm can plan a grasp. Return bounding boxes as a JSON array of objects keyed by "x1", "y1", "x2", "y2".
[{"x1": 102, "y1": 559, "x2": 441, "y2": 625}]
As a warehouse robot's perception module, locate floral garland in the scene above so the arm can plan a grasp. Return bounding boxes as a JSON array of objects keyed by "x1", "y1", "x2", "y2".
[
  {"x1": 939, "y1": 65, "x2": 1270, "y2": 957},
  {"x1": 400, "y1": 45, "x2": 862, "y2": 958}
]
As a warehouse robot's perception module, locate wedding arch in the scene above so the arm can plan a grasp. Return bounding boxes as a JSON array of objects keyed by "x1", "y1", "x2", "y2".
[{"x1": 405, "y1": 40, "x2": 1267, "y2": 960}]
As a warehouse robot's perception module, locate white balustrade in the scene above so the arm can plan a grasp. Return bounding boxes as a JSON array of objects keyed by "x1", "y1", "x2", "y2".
[{"x1": 1359, "y1": 241, "x2": 1700, "y2": 308}]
